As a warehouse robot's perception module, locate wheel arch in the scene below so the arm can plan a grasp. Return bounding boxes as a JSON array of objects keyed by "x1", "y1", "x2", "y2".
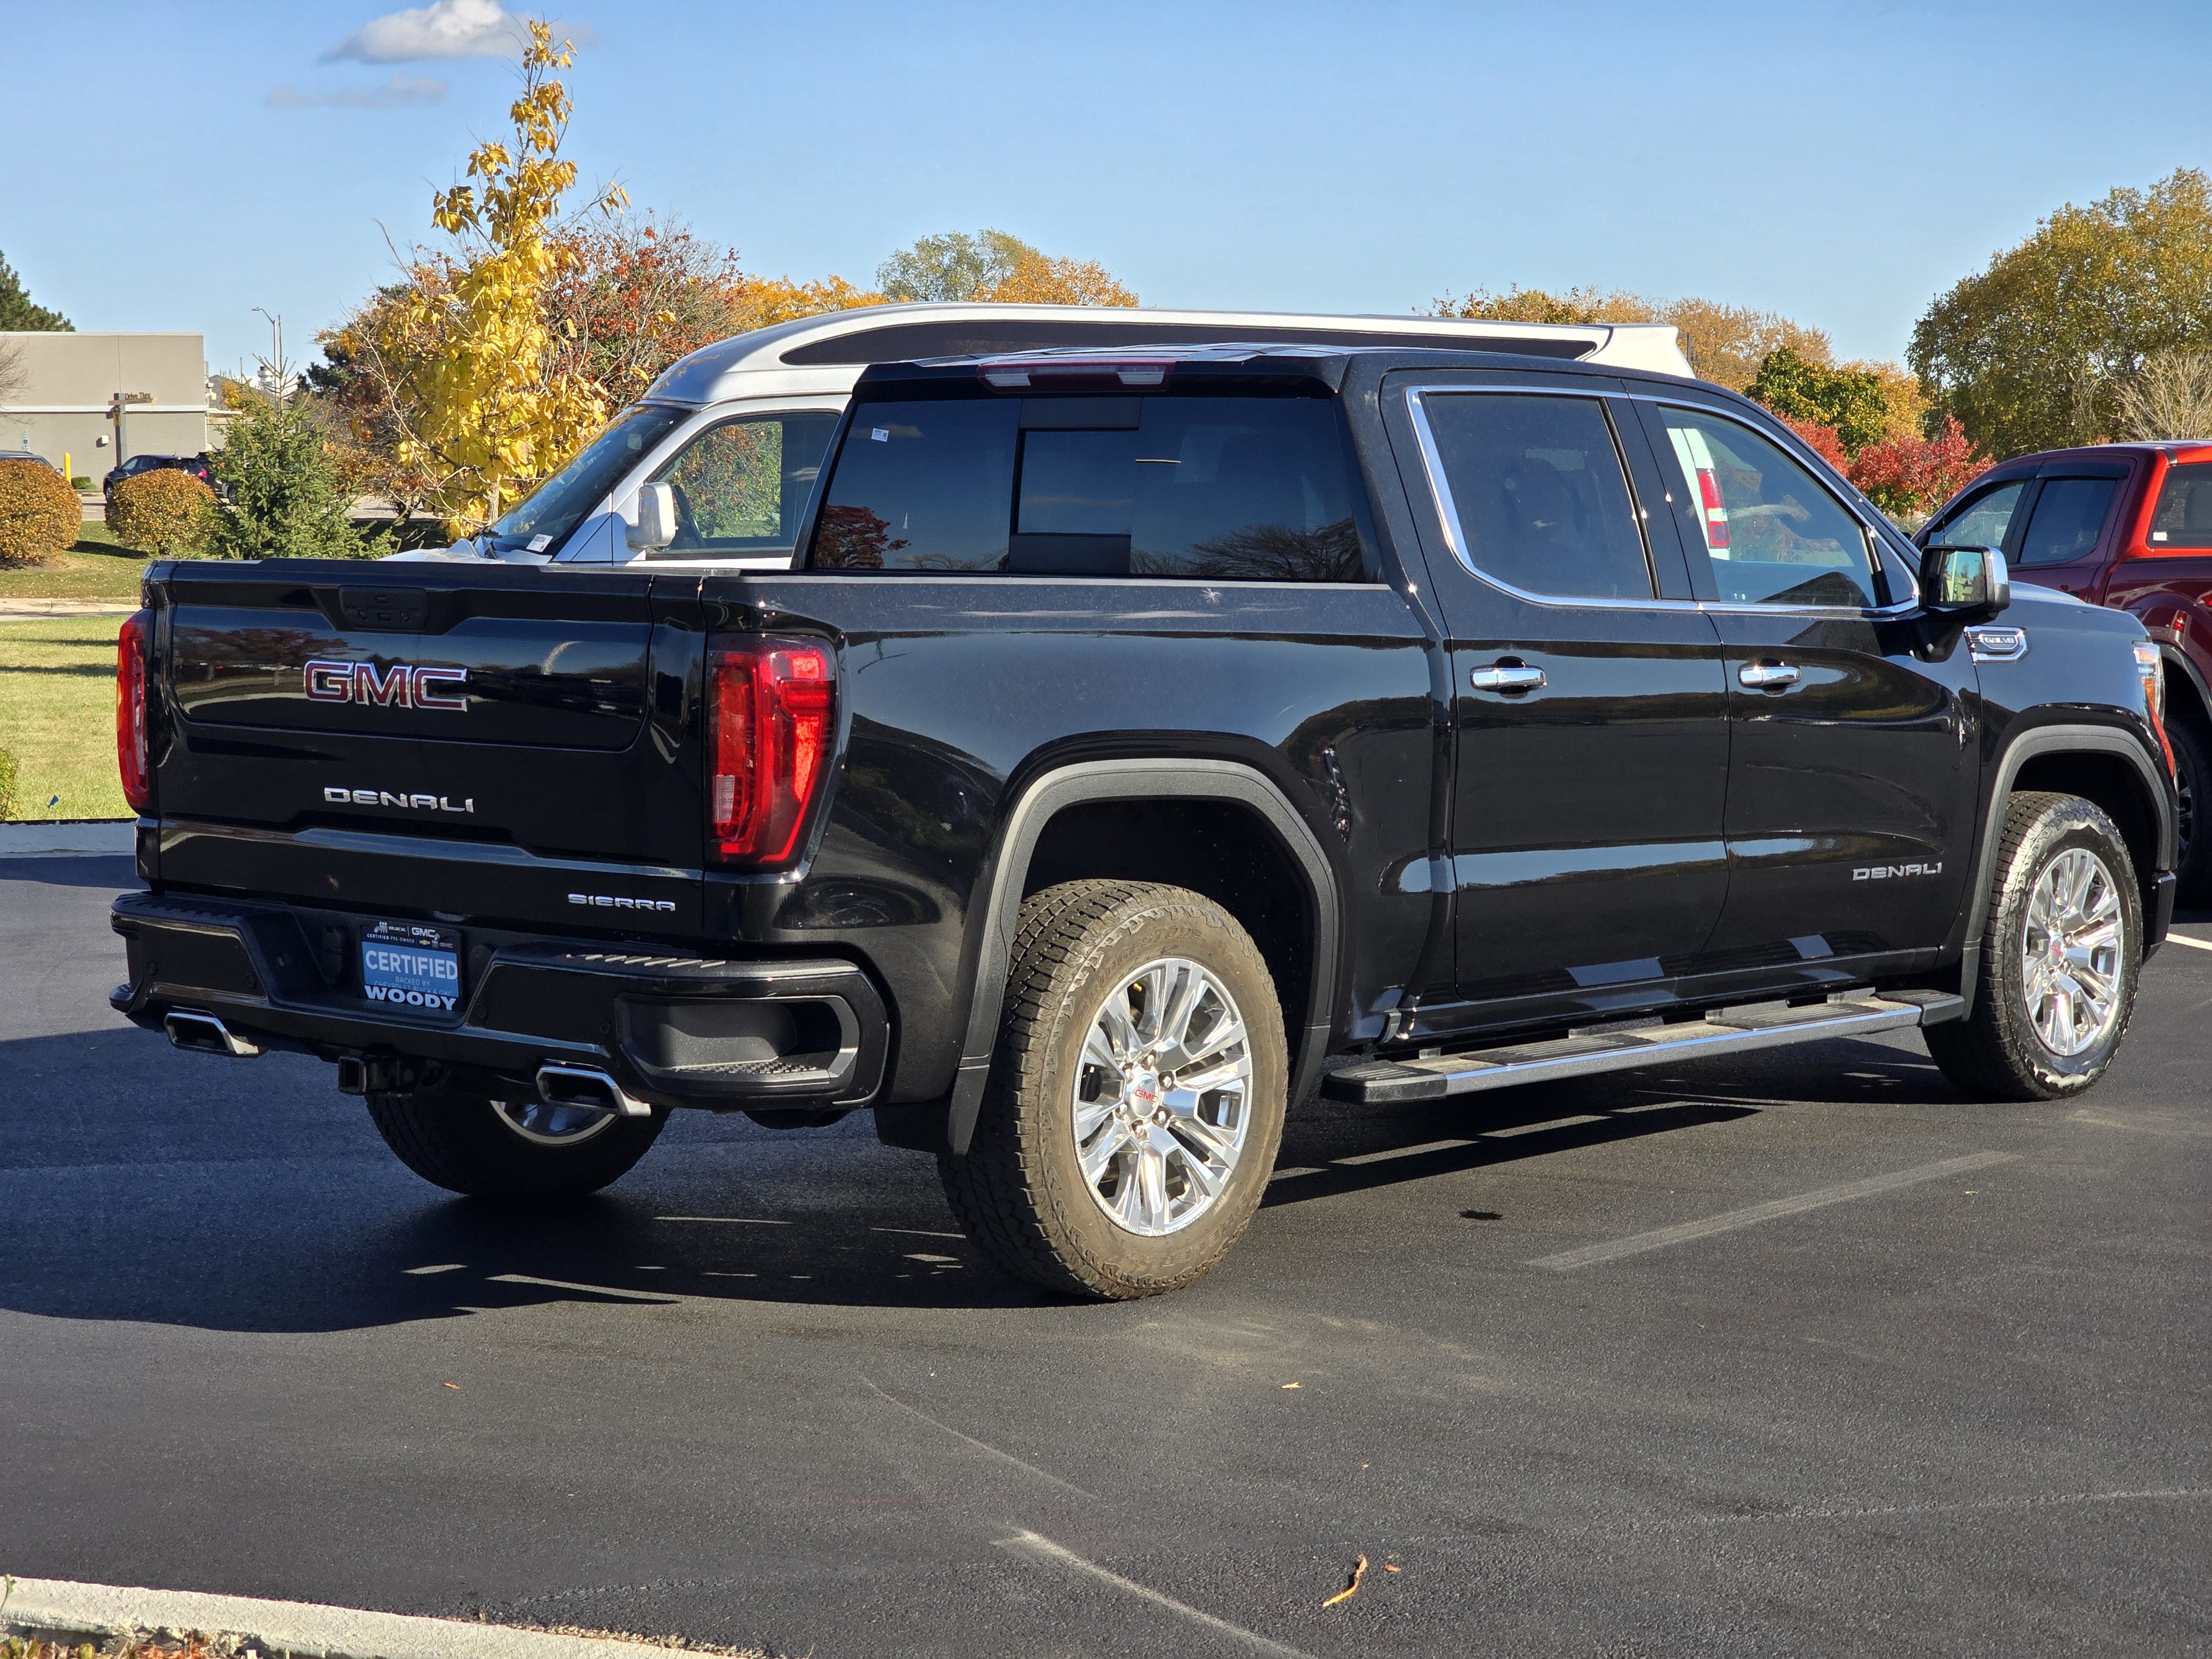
[
  {"x1": 1958, "y1": 723, "x2": 2176, "y2": 1014},
  {"x1": 892, "y1": 759, "x2": 1342, "y2": 1157}
]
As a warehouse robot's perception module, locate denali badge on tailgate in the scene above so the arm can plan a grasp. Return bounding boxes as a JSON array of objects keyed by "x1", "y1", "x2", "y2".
[{"x1": 324, "y1": 787, "x2": 476, "y2": 813}]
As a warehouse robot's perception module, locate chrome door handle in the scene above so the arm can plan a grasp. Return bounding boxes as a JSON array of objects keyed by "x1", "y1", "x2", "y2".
[
  {"x1": 1738, "y1": 661, "x2": 1799, "y2": 689},
  {"x1": 1470, "y1": 663, "x2": 1546, "y2": 692}
]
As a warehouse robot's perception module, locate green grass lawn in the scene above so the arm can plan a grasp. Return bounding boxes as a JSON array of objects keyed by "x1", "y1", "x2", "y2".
[
  {"x1": 0, "y1": 613, "x2": 128, "y2": 820},
  {"x1": 0, "y1": 521, "x2": 153, "y2": 604}
]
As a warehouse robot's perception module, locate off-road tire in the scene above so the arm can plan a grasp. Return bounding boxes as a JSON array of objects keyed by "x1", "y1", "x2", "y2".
[
  {"x1": 1925, "y1": 791, "x2": 2142, "y2": 1101},
  {"x1": 366, "y1": 1086, "x2": 667, "y2": 1197},
  {"x1": 2168, "y1": 716, "x2": 2210, "y2": 906},
  {"x1": 939, "y1": 880, "x2": 1288, "y2": 1300}
]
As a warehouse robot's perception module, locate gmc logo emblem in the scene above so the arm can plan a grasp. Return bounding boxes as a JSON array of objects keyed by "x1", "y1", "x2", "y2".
[{"x1": 304, "y1": 659, "x2": 467, "y2": 711}]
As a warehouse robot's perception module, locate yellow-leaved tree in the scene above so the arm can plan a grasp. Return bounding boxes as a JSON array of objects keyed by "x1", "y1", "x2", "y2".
[{"x1": 341, "y1": 22, "x2": 622, "y2": 535}]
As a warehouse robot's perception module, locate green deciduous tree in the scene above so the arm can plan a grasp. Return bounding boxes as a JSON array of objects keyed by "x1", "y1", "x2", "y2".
[
  {"x1": 1432, "y1": 286, "x2": 1834, "y2": 392},
  {"x1": 1911, "y1": 168, "x2": 2212, "y2": 460},
  {"x1": 0, "y1": 252, "x2": 70, "y2": 331},
  {"x1": 877, "y1": 229, "x2": 1136, "y2": 306},
  {"x1": 1747, "y1": 346, "x2": 1892, "y2": 455}
]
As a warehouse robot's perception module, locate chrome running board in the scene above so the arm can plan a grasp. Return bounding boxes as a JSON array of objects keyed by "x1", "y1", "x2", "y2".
[{"x1": 1324, "y1": 992, "x2": 1964, "y2": 1105}]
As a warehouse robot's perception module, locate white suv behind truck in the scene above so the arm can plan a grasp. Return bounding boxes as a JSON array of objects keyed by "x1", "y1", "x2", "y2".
[{"x1": 423, "y1": 301, "x2": 1693, "y2": 569}]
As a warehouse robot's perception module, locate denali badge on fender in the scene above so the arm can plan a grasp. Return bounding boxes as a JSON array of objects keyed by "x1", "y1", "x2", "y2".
[
  {"x1": 1853, "y1": 862, "x2": 1944, "y2": 880},
  {"x1": 303, "y1": 659, "x2": 468, "y2": 711}
]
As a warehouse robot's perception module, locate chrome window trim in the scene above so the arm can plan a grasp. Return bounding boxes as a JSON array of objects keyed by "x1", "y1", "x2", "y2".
[{"x1": 1401, "y1": 383, "x2": 1920, "y2": 619}]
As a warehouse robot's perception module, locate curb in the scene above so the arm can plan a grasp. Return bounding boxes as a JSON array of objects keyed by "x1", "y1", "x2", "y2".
[
  {"x1": 0, "y1": 821, "x2": 136, "y2": 857},
  {"x1": 0, "y1": 600, "x2": 138, "y2": 617},
  {"x1": 3, "y1": 1578, "x2": 706, "y2": 1659}
]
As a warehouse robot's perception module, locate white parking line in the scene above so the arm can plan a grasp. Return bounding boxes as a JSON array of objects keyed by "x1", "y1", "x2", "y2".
[
  {"x1": 996, "y1": 1530, "x2": 1313, "y2": 1658},
  {"x1": 654, "y1": 1215, "x2": 792, "y2": 1224},
  {"x1": 1528, "y1": 1150, "x2": 2018, "y2": 1270},
  {"x1": 2162, "y1": 931, "x2": 2212, "y2": 953}
]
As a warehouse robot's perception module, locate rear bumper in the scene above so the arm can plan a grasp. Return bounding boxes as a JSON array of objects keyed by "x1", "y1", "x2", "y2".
[{"x1": 109, "y1": 891, "x2": 888, "y2": 1113}]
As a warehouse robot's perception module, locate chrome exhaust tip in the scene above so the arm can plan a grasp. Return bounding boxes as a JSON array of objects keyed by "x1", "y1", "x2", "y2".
[
  {"x1": 534, "y1": 1063, "x2": 652, "y2": 1118},
  {"x1": 164, "y1": 1009, "x2": 264, "y2": 1058}
]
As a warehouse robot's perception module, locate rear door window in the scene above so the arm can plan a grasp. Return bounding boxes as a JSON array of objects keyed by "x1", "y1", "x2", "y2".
[
  {"x1": 2148, "y1": 462, "x2": 2212, "y2": 550},
  {"x1": 2016, "y1": 477, "x2": 2119, "y2": 566},
  {"x1": 1412, "y1": 392, "x2": 1653, "y2": 601},
  {"x1": 812, "y1": 395, "x2": 1375, "y2": 580},
  {"x1": 1649, "y1": 406, "x2": 1879, "y2": 608}
]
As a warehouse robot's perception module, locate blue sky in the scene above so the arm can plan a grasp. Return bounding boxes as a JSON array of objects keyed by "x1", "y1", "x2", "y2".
[{"x1": 3, "y1": 0, "x2": 2208, "y2": 378}]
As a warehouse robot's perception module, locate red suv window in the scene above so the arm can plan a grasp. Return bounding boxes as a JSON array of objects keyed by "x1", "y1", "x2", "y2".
[
  {"x1": 2016, "y1": 478, "x2": 2120, "y2": 566},
  {"x1": 2148, "y1": 461, "x2": 2212, "y2": 550}
]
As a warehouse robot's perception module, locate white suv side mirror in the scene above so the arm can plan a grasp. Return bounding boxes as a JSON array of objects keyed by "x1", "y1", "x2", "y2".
[{"x1": 626, "y1": 483, "x2": 676, "y2": 552}]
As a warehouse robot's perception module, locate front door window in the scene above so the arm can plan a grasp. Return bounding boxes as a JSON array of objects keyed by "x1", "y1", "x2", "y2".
[{"x1": 646, "y1": 411, "x2": 841, "y2": 558}]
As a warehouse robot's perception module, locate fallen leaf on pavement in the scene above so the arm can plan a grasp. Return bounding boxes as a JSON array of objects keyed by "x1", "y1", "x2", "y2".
[{"x1": 1322, "y1": 1554, "x2": 1368, "y2": 1608}]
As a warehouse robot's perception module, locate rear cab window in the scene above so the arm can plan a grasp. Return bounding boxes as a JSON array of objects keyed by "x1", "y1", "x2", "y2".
[
  {"x1": 2147, "y1": 461, "x2": 2212, "y2": 550},
  {"x1": 809, "y1": 389, "x2": 1378, "y2": 582}
]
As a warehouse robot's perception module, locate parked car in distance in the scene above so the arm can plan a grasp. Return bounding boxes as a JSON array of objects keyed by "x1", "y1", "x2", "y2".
[
  {"x1": 103, "y1": 453, "x2": 181, "y2": 509},
  {"x1": 1, "y1": 450, "x2": 65, "y2": 473},
  {"x1": 1919, "y1": 440, "x2": 2212, "y2": 900},
  {"x1": 103, "y1": 452, "x2": 224, "y2": 505}
]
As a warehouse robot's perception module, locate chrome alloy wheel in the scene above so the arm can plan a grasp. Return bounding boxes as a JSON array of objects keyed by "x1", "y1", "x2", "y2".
[
  {"x1": 1072, "y1": 956, "x2": 1253, "y2": 1237},
  {"x1": 495, "y1": 1099, "x2": 618, "y2": 1146},
  {"x1": 2021, "y1": 846, "x2": 2126, "y2": 1057}
]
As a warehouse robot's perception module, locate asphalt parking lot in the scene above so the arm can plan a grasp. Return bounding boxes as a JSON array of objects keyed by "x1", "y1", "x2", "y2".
[{"x1": 3, "y1": 854, "x2": 2206, "y2": 1658}]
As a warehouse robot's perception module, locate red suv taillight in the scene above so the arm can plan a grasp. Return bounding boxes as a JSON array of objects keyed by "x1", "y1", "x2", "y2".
[
  {"x1": 116, "y1": 608, "x2": 152, "y2": 813},
  {"x1": 706, "y1": 635, "x2": 836, "y2": 866}
]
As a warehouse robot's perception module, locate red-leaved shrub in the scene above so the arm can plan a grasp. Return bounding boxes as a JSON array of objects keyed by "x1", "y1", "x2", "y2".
[
  {"x1": 1847, "y1": 416, "x2": 1988, "y2": 520},
  {"x1": 1778, "y1": 415, "x2": 1849, "y2": 470}
]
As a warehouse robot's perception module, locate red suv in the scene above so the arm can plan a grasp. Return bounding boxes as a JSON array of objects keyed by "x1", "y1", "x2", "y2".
[{"x1": 1919, "y1": 441, "x2": 2212, "y2": 899}]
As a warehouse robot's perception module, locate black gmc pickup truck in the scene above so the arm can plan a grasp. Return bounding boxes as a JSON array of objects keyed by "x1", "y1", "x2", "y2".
[{"x1": 110, "y1": 341, "x2": 2177, "y2": 1298}]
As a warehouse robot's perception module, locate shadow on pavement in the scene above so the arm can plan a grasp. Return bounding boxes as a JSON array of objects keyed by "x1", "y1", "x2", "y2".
[
  {"x1": 0, "y1": 1016, "x2": 1813, "y2": 1332},
  {"x1": 0, "y1": 853, "x2": 140, "y2": 892}
]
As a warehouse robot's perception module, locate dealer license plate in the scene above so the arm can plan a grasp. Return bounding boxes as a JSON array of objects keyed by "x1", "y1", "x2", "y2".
[{"x1": 360, "y1": 921, "x2": 463, "y2": 1013}]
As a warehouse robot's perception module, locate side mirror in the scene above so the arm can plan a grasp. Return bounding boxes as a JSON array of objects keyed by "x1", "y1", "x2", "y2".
[
  {"x1": 1920, "y1": 543, "x2": 2010, "y2": 619},
  {"x1": 626, "y1": 482, "x2": 675, "y2": 552}
]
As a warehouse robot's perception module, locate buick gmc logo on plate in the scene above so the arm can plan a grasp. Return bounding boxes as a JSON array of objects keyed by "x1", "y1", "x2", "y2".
[{"x1": 304, "y1": 659, "x2": 467, "y2": 711}]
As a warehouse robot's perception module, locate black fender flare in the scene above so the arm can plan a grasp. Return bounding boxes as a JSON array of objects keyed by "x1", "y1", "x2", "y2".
[
  {"x1": 917, "y1": 759, "x2": 1342, "y2": 1157},
  {"x1": 1956, "y1": 723, "x2": 2176, "y2": 1014},
  {"x1": 2159, "y1": 643, "x2": 2212, "y2": 731}
]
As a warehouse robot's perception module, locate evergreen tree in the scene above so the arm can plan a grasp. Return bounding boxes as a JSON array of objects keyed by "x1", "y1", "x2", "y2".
[
  {"x1": 0, "y1": 252, "x2": 71, "y2": 331},
  {"x1": 205, "y1": 387, "x2": 387, "y2": 560}
]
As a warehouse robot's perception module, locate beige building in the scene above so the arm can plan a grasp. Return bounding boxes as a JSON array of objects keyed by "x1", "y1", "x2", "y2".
[{"x1": 1, "y1": 332, "x2": 211, "y2": 484}]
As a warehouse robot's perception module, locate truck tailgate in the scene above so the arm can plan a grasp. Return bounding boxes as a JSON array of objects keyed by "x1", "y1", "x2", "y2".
[{"x1": 149, "y1": 561, "x2": 707, "y2": 929}]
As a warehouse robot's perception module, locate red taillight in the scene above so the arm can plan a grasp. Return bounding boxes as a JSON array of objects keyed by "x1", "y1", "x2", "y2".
[
  {"x1": 1696, "y1": 467, "x2": 1731, "y2": 549},
  {"x1": 116, "y1": 608, "x2": 152, "y2": 813},
  {"x1": 706, "y1": 635, "x2": 836, "y2": 866}
]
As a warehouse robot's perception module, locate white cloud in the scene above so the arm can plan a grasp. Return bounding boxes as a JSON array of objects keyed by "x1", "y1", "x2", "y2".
[
  {"x1": 322, "y1": 0, "x2": 527, "y2": 64},
  {"x1": 268, "y1": 74, "x2": 451, "y2": 109}
]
